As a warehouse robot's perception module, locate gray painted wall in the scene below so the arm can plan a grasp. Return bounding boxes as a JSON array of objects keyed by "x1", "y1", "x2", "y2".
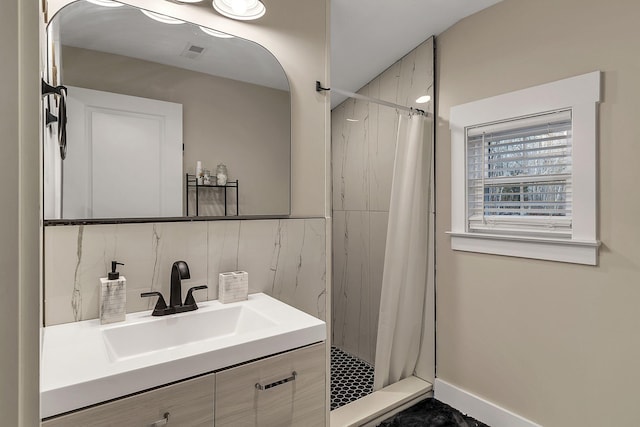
[
  {"x1": 0, "y1": 0, "x2": 40, "y2": 425},
  {"x1": 436, "y1": 0, "x2": 640, "y2": 425}
]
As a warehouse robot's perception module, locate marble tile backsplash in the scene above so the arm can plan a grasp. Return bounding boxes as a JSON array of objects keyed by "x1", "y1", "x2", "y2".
[
  {"x1": 331, "y1": 37, "x2": 434, "y2": 364},
  {"x1": 44, "y1": 218, "x2": 326, "y2": 326}
]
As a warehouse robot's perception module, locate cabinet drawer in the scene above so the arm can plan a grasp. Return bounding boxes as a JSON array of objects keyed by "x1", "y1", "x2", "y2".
[
  {"x1": 215, "y1": 342, "x2": 326, "y2": 427},
  {"x1": 42, "y1": 374, "x2": 214, "y2": 427}
]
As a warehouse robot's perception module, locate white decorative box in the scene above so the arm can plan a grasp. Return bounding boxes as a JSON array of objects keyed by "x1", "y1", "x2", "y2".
[{"x1": 219, "y1": 271, "x2": 248, "y2": 304}]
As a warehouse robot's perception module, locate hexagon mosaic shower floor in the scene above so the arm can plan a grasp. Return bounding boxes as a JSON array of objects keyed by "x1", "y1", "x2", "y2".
[{"x1": 330, "y1": 346, "x2": 374, "y2": 410}]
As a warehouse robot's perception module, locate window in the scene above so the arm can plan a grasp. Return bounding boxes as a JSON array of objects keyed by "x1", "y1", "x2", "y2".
[
  {"x1": 467, "y1": 110, "x2": 572, "y2": 237},
  {"x1": 449, "y1": 72, "x2": 601, "y2": 265}
]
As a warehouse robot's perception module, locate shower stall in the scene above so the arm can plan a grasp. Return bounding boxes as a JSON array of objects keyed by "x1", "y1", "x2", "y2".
[{"x1": 330, "y1": 37, "x2": 436, "y2": 419}]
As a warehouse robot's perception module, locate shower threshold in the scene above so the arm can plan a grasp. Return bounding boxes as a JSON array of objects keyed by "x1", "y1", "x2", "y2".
[{"x1": 330, "y1": 376, "x2": 433, "y2": 427}]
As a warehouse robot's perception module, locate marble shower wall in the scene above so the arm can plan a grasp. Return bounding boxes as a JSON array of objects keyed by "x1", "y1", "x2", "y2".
[
  {"x1": 44, "y1": 218, "x2": 326, "y2": 326},
  {"x1": 331, "y1": 38, "x2": 434, "y2": 365}
]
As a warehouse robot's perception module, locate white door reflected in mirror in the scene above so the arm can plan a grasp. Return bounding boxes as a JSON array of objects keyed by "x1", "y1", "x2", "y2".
[{"x1": 59, "y1": 87, "x2": 183, "y2": 219}]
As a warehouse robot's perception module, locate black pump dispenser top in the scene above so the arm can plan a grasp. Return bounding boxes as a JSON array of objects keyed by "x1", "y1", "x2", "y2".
[{"x1": 109, "y1": 261, "x2": 124, "y2": 280}]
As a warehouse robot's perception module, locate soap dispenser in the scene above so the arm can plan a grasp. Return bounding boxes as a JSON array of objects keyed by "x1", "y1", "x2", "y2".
[{"x1": 99, "y1": 261, "x2": 126, "y2": 324}]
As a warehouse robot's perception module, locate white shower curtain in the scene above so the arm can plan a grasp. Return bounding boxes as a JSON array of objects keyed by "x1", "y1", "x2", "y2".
[{"x1": 374, "y1": 113, "x2": 433, "y2": 390}]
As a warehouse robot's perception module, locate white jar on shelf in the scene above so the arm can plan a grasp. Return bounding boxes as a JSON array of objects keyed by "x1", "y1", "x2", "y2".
[{"x1": 216, "y1": 163, "x2": 228, "y2": 185}]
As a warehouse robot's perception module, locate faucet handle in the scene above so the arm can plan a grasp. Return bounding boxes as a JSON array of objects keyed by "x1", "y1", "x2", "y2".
[
  {"x1": 184, "y1": 285, "x2": 208, "y2": 307},
  {"x1": 141, "y1": 291, "x2": 169, "y2": 316}
]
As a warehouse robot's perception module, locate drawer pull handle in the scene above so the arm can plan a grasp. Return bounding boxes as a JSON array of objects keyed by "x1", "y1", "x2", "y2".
[
  {"x1": 255, "y1": 371, "x2": 297, "y2": 390},
  {"x1": 149, "y1": 412, "x2": 170, "y2": 426}
]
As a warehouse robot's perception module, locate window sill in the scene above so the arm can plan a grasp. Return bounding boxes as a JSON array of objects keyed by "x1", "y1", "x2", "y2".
[{"x1": 447, "y1": 232, "x2": 600, "y2": 265}]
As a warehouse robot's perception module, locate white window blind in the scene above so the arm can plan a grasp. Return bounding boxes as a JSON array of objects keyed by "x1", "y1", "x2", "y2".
[{"x1": 466, "y1": 109, "x2": 573, "y2": 237}]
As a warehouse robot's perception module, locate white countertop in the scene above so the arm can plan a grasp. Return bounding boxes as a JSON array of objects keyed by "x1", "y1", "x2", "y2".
[{"x1": 41, "y1": 293, "x2": 326, "y2": 418}]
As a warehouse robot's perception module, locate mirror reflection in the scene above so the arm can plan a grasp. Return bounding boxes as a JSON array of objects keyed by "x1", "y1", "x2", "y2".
[{"x1": 44, "y1": 0, "x2": 291, "y2": 221}]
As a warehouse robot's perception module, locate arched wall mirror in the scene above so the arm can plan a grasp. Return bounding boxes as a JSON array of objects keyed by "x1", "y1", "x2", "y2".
[{"x1": 43, "y1": 0, "x2": 291, "y2": 222}]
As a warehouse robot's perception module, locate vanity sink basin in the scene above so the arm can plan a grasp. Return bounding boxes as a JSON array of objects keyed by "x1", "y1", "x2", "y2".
[
  {"x1": 41, "y1": 292, "x2": 326, "y2": 418},
  {"x1": 102, "y1": 305, "x2": 276, "y2": 361}
]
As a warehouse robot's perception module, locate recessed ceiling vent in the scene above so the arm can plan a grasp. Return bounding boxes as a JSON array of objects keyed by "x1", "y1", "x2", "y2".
[{"x1": 181, "y1": 43, "x2": 206, "y2": 60}]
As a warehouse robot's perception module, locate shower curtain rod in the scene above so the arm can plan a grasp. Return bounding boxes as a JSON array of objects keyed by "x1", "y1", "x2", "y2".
[{"x1": 315, "y1": 81, "x2": 429, "y2": 117}]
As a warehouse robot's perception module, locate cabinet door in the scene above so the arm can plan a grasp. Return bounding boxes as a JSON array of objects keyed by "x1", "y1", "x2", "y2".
[
  {"x1": 42, "y1": 374, "x2": 214, "y2": 427},
  {"x1": 215, "y1": 342, "x2": 326, "y2": 427}
]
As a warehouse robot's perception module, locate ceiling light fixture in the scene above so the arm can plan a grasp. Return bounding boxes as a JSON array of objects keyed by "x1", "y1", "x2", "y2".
[
  {"x1": 199, "y1": 26, "x2": 235, "y2": 38},
  {"x1": 212, "y1": 0, "x2": 266, "y2": 21},
  {"x1": 415, "y1": 95, "x2": 431, "y2": 104},
  {"x1": 86, "y1": 0, "x2": 124, "y2": 7},
  {"x1": 140, "y1": 9, "x2": 186, "y2": 24}
]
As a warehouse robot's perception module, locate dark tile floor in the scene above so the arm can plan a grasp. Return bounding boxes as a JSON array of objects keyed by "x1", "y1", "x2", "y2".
[{"x1": 378, "y1": 398, "x2": 490, "y2": 427}]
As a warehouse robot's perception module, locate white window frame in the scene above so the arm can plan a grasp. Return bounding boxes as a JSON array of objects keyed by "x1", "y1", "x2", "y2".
[{"x1": 448, "y1": 71, "x2": 601, "y2": 265}]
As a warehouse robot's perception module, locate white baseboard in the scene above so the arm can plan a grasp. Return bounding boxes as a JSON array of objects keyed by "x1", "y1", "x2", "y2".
[{"x1": 434, "y1": 379, "x2": 542, "y2": 427}]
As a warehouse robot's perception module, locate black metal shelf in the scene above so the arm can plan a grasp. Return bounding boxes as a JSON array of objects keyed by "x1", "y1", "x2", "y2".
[{"x1": 186, "y1": 174, "x2": 239, "y2": 217}]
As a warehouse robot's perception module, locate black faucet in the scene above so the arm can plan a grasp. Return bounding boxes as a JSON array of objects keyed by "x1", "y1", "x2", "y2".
[{"x1": 141, "y1": 261, "x2": 207, "y2": 316}]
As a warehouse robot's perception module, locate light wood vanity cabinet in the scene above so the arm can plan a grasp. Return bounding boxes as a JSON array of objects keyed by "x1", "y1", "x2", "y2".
[
  {"x1": 215, "y1": 342, "x2": 325, "y2": 427},
  {"x1": 42, "y1": 343, "x2": 325, "y2": 427},
  {"x1": 42, "y1": 374, "x2": 215, "y2": 427}
]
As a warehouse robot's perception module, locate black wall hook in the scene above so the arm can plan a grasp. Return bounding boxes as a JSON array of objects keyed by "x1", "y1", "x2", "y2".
[
  {"x1": 41, "y1": 79, "x2": 69, "y2": 160},
  {"x1": 41, "y1": 79, "x2": 66, "y2": 97},
  {"x1": 45, "y1": 109, "x2": 58, "y2": 127},
  {"x1": 316, "y1": 81, "x2": 330, "y2": 92}
]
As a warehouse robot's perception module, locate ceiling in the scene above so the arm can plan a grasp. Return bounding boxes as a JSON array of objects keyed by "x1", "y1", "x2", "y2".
[
  {"x1": 331, "y1": 0, "x2": 503, "y2": 107},
  {"x1": 58, "y1": 1, "x2": 289, "y2": 91}
]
